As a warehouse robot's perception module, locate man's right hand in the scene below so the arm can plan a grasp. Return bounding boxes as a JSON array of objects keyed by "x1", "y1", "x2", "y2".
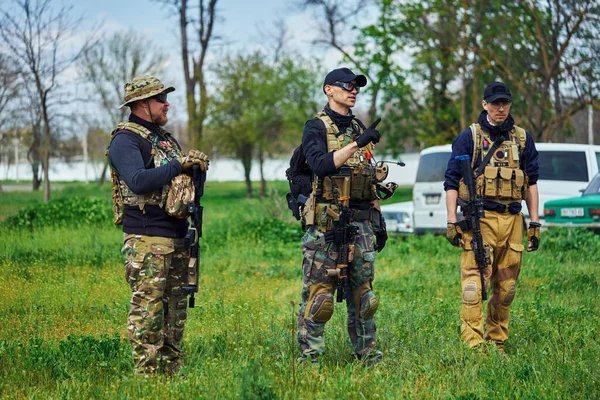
[
  {"x1": 355, "y1": 118, "x2": 381, "y2": 148},
  {"x1": 446, "y1": 222, "x2": 463, "y2": 247}
]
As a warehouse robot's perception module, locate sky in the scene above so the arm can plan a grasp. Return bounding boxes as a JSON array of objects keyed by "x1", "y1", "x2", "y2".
[{"x1": 69, "y1": 0, "x2": 352, "y2": 121}]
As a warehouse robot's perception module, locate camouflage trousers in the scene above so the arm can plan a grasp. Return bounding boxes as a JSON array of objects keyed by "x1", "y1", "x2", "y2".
[
  {"x1": 297, "y1": 221, "x2": 379, "y2": 359},
  {"x1": 460, "y1": 211, "x2": 524, "y2": 350},
  {"x1": 121, "y1": 234, "x2": 190, "y2": 376}
]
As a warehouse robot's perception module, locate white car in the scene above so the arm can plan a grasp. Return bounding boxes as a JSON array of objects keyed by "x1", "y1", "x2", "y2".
[
  {"x1": 412, "y1": 142, "x2": 600, "y2": 233},
  {"x1": 380, "y1": 201, "x2": 414, "y2": 234}
]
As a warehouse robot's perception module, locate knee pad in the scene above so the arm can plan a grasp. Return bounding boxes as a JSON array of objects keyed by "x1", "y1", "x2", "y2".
[
  {"x1": 306, "y1": 292, "x2": 334, "y2": 323},
  {"x1": 501, "y1": 280, "x2": 516, "y2": 305},
  {"x1": 354, "y1": 281, "x2": 379, "y2": 321},
  {"x1": 462, "y1": 280, "x2": 479, "y2": 305},
  {"x1": 358, "y1": 291, "x2": 379, "y2": 321}
]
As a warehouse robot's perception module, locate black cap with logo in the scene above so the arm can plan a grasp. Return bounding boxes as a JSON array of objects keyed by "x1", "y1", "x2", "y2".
[
  {"x1": 483, "y1": 82, "x2": 512, "y2": 103},
  {"x1": 323, "y1": 68, "x2": 367, "y2": 93}
]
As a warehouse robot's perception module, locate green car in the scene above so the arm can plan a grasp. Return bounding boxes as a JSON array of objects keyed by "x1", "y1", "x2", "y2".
[{"x1": 544, "y1": 173, "x2": 600, "y2": 229}]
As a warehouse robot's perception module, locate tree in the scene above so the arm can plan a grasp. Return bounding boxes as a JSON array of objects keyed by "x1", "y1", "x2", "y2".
[
  {"x1": 477, "y1": 0, "x2": 600, "y2": 142},
  {"x1": 79, "y1": 30, "x2": 168, "y2": 186},
  {"x1": 0, "y1": 0, "x2": 96, "y2": 201},
  {"x1": 155, "y1": 0, "x2": 219, "y2": 149},
  {"x1": 0, "y1": 53, "x2": 23, "y2": 192},
  {"x1": 208, "y1": 53, "x2": 319, "y2": 198}
]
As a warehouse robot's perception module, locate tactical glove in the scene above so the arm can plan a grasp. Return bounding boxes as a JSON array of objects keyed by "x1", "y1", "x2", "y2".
[
  {"x1": 175, "y1": 156, "x2": 194, "y2": 171},
  {"x1": 355, "y1": 118, "x2": 381, "y2": 148},
  {"x1": 527, "y1": 221, "x2": 541, "y2": 252},
  {"x1": 187, "y1": 150, "x2": 210, "y2": 171},
  {"x1": 375, "y1": 221, "x2": 388, "y2": 252},
  {"x1": 446, "y1": 222, "x2": 463, "y2": 247}
]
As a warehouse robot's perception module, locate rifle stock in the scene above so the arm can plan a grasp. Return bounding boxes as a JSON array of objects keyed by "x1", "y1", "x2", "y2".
[
  {"x1": 182, "y1": 165, "x2": 206, "y2": 308},
  {"x1": 456, "y1": 155, "x2": 488, "y2": 301}
]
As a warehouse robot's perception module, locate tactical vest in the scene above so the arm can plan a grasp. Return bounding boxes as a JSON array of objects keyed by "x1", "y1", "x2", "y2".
[
  {"x1": 458, "y1": 123, "x2": 528, "y2": 204},
  {"x1": 305, "y1": 112, "x2": 378, "y2": 232},
  {"x1": 107, "y1": 122, "x2": 185, "y2": 225}
]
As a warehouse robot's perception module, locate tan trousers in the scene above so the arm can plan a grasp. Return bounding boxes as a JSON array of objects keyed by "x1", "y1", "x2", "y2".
[{"x1": 460, "y1": 211, "x2": 524, "y2": 349}]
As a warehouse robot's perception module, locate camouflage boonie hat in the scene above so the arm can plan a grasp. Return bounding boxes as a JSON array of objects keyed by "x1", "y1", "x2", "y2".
[{"x1": 119, "y1": 75, "x2": 175, "y2": 109}]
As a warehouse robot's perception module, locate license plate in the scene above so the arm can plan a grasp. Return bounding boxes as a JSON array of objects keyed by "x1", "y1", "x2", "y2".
[
  {"x1": 560, "y1": 208, "x2": 584, "y2": 217},
  {"x1": 425, "y1": 194, "x2": 441, "y2": 205}
]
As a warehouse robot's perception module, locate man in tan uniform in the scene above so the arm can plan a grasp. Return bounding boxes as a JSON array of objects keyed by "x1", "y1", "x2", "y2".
[{"x1": 444, "y1": 82, "x2": 541, "y2": 352}]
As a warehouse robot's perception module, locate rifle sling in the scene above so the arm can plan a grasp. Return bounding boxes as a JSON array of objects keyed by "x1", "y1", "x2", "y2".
[{"x1": 474, "y1": 134, "x2": 506, "y2": 177}]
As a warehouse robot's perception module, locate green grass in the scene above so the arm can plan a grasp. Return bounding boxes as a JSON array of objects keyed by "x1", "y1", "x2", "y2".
[{"x1": 0, "y1": 181, "x2": 598, "y2": 399}]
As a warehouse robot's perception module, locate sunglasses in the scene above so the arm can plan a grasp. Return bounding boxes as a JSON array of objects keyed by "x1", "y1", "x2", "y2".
[
  {"x1": 151, "y1": 93, "x2": 168, "y2": 103},
  {"x1": 331, "y1": 81, "x2": 360, "y2": 93}
]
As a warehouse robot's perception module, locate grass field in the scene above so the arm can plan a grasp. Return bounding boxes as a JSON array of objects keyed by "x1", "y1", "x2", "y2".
[{"x1": 0, "y1": 181, "x2": 598, "y2": 399}]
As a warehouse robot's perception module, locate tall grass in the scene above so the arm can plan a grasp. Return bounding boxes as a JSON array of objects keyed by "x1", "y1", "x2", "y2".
[{"x1": 0, "y1": 181, "x2": 598, "y2": 399}]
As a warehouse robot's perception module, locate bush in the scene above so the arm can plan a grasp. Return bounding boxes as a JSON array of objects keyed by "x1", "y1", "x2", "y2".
[{"x1": 3, "y1": 197, "x2": 112, "y2": 230}]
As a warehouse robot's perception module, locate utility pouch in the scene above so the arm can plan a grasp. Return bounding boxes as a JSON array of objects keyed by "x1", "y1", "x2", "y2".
[
  {"x1": 513, "y1": 169, "x2": 525, "y2": 200},
  {"x1": 371, "y1": 208, "x2": 383, "y2": 233},
  {"x1": 302, "y1": 193, "x2": 316, "y2": 227},
  {"x1": 349, "y1": 165, "x2": 377, "y2": 201},
  {"x1": 322, "y1": 178, "x2": 334, "y2": 200},
  {"x1": 458, "y1": 178, "x2": 470, "y2": 201},
  {"x1": 165, "y1": 174, "x2": 195, "y2": 218},
  {"x1": 315, "y1": 202, "x2": 338, "y2": 233},
  {"x1": 484, "y1": 166, "x2": 499, "y2": 198},
  {"x1": 499, "y1": 167, "x2": 514, "y2": 198},
  {"x1": 110, "y1": 169, "x2": 124, "y2": 225}
]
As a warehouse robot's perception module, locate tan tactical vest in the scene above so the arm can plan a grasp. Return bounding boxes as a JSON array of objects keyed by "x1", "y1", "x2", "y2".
[
  {"x1": 459, "y1": 123, "x2": 528, "y2": 204},
  {"x1": 305, "y1": 112, "x2": 378, "y2": 232},
  {"x1": 316, "y1": 112, "x2": 377, "y2": 201},
  {"x1": 107, "y1": 122, "x2": 185, "y2": 225}
]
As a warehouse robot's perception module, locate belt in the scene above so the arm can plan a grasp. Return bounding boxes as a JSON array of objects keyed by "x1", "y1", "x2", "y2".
[{"x1": 483, "y1": 200, "x2": 522, "y2": 214}]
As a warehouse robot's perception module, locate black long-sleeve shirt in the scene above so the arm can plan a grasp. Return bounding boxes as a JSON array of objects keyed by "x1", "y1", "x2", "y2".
[{"x1": 108, "y1": 114, "x2": 189, "y2": 238}]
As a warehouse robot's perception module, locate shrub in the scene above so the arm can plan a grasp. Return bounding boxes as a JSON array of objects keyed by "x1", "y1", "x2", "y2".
[{"x1": 3, "y1": 197, "x2": 112, "y2": 230}]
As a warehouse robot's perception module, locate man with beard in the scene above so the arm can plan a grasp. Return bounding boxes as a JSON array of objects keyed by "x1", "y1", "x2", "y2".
[
  {"x1": 108, "y1": 75, "x2": 208, "y2": 376},
  {"x1": 444, "y1": 81, "x2": 540, "y2": 353}
]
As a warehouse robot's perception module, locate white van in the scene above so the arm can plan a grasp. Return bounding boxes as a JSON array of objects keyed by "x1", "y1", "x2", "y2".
[{"x1": 412, "y1": 143, "x2": 600, "y2": 234}]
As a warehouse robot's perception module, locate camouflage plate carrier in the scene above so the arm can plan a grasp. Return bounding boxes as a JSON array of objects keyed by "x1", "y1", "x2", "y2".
[{"x1": 107, "y1": 122, "x2": 194, "y2": 225}]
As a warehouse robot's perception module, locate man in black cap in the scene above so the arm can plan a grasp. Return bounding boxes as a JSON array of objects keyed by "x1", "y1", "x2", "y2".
[
  {"x1": 296, "y1": 67, "x2": 388, "y2": 366},
  {"x1": 444, "y1": 81, "x2": 540, "y2": 353}
]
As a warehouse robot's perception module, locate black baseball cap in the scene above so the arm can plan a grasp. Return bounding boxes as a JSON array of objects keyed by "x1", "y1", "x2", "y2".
[
  {"x1": 483, "y1": 81, "x2": 512, "y2": 103},
  {"x1": 323, "y1": 68, "x2": 367, "y2": 93}
]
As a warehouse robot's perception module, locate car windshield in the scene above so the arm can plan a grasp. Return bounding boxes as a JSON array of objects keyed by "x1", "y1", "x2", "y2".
[
  {"x1": 416, "y1": 152, "x2": 451, "y2": 182},
  {"x1": 583, "y1": 175, "x2": 600, "y2": 195},
  {"x1": 538, "y1": 151, "x2": 588, "y2": 182}
]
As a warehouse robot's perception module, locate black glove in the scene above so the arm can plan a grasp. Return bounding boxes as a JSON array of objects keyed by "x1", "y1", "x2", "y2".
[
  {"x1": 355, "y1": 118, "x2": 381, "y2": 148},
  {"x1": 375, "y1": 221, "x2": 387, "y2": 252},
  {"x1": 446, "y1": 222, "x2": 463, "y2": 247},
  {"x1": 527, "y1": 222, "x2": 541, "y2": 252}
]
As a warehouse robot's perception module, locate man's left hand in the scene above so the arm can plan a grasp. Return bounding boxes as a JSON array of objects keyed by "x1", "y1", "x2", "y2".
[
  {"x1": 375, "y1": 222, "x2": 388, "y2": 252},
  {"x1": 527, "y1": 222, "x2": 541, "y2": 252},
  {"x1": 187, "y1": 150, "x2": 210, "y2": 171}
]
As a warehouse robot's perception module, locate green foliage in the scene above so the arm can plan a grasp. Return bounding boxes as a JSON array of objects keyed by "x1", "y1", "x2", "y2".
[
  {"x1": 239, "y1": 358, "x2": 277, "y2": 400},
  {"x1": 541, "y1": 227, "x2": 600, "y2": 262},
  {"x1": 3, "y1": 196, "x2": 112, "y2": 230},
  {"x1": 207, "y1": 52, "x2": 320, "y2": 195},
  {"x1": 0, "y1": 182, "x2": 598, "y2": 399},
  {"x1": 244, "y1": 217, "x2": 303, "y2": 244}
]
